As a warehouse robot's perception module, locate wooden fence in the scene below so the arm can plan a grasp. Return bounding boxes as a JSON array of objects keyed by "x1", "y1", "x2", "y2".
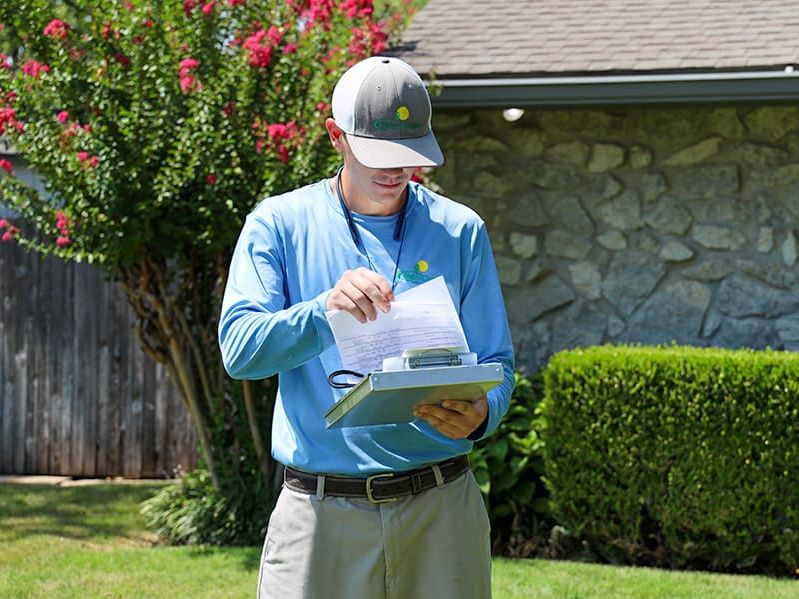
[{"x1": 0, "y1": 241, "x2": 197, "y2": 477}]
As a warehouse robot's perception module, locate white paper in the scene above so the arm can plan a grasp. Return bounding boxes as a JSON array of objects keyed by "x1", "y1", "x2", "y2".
[{"x1": 326, "y1": 276, "x2": 469, "y2": 375}]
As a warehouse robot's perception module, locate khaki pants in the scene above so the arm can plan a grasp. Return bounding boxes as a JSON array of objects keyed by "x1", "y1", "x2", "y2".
[{"x1": 257, "y1": 470, "x2": 491, "y2": 599}]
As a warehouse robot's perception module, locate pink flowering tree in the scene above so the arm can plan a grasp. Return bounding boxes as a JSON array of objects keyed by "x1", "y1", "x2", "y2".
[{"x1": 0, "y1": 0, "x2": 415, "y2": 533}]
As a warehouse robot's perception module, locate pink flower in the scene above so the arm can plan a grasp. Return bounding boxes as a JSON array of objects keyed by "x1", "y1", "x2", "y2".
[
  {"x1": 21, "y1": 60, "x2": 50, "y2": 78},
  {"x1": 76, "y1": 151, "x2": 90, "y2": 162},
  {"x1": 43, "y1": 19, "x2": 69, "y2": 40},
  {"x1": 183, "y1": 0, "x2": 199, "y2": 16},
  {"x1": 56, "y1": 211, "x2": 69, "y2": 232},
  {"x1": 143, "y1": 18, "x2": 154, "y2": 27},
  {"x1": 1, "y1": 231, "x2": 13, "y2": 242},
  {"x1": 201, "y1": 1, "x2": 215, "y2": 15},
  {"x1": 242, "y1": 30, "x2": 273, "y2": 68},
  {"x1": 282, "y1": 43, "x2": 298, "y2": 54},
  {"x1": 267, "y1": 123, "x2": 288, "y2": 139},
  {"x1": 83, "y1": 124, "x2": 92, "y2": 133},
  {"x1": 206, "y1": 173, "x2": 217, "y2": 185},
  {"x1": 0, "y1": 218, "x2": 8, "y2": 228},
  {"x1": 179, "y1": 58, "x2": 199, "y2": 74},
  {"x1": 267, "y1": 25, "x2": 282, "y2": 46},
  {"x1": 228, "y1": 0, "x2": 245, "y2": 5},
  {"x1": 0, "y1": 53, "x2": 10, "y2": 69},
  {"x1": 0, "y1": 159, "x2": 12, "y2": 175},
  {"x1": 180, "y1": 75, "x2": 195, "y2": 92},
  {"x1": 89, "y1": 155, "x2": 99, "y2": 168},
  {"x1": 57, "y1": 110, "x2": 69, "y2": 123},
  {"x1": 56, "y1": 236, "x2": 71, "y2": 247}
]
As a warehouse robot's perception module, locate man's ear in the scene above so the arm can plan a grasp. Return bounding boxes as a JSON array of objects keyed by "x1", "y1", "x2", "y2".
[{"x1": 325, "y1": 118, "x2": 344, "y2": 150}]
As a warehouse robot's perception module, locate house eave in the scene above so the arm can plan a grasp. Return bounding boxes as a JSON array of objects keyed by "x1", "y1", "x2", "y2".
[{"x1": 427, "y1": 69, "x2": 799, "y2": 108}]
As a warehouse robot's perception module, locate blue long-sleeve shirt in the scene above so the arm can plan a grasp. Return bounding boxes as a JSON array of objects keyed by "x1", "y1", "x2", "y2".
[{"x1": 218, "y1": 179, "x2": 514, "y2": 475}]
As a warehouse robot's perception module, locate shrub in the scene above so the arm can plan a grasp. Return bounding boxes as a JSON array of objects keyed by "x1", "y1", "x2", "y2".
[
  {"x1": 469, "y1": 372, "x2": 551, "y2": 556},
  {"x1": 141, "y1": 467, "x2": 273, "y2": 546},
  {"x1": 542, "y1": 345, "x2": 799, "y2": 575}
]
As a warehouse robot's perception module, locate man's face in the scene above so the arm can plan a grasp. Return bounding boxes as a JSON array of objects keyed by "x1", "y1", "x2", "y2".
[
  {"x1": 326, "y1": 118, "x2": 416, "y2": 214},
  {"x1": 340, "y1": 133, "x2": 415, "y2": 209}
]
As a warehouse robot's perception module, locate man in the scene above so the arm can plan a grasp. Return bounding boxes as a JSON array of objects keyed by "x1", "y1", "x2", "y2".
[{"x1": 218, "y1": 56, "x2": 514, "y2": 599}]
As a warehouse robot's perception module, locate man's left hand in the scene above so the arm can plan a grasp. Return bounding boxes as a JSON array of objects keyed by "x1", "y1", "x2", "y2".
[{"x1": 413, "y1": 396, "x2": 487, "y2": 439}]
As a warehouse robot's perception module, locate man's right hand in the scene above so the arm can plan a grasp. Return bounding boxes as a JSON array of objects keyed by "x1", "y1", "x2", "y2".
[{"x1": 327, "y1": 268, "x2": 393, "y2": 324}]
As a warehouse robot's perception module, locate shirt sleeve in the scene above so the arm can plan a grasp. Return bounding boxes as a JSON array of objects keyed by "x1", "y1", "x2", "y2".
[
  {"x1": 218, "y1": 211, "x2": 336, "y2": 380},
  {"x1": 459, "y1": 221, "x2": 515, "y2": 440}
]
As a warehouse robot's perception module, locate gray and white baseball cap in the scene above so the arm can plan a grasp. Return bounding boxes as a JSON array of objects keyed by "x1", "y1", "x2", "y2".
[{"x1": 332, "y1": 56, "x2": 444, "y2": 169}]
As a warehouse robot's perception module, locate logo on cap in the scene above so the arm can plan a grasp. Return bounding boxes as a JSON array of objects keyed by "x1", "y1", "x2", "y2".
[{"x1": 373, "y1": 105, "x2": 422, "y2": 132}]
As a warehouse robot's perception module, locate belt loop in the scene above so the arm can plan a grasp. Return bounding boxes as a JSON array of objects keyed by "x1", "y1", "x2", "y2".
[
  {"x1": 315, "y1": 474, "x2": 326, "y2": 500},
  {"x1": 431, "y1": 464, "x2": 444, "y2": 488}
]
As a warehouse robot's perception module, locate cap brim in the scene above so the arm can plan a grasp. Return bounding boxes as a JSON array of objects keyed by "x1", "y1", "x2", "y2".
[{"x1": 346, "y1": 131, "x2": 445, "y2": 169}]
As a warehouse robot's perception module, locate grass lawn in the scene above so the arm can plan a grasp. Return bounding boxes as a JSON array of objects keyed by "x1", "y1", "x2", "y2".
[{"x1": 1, "y1": 483, "x2": 797, "y2": 598}]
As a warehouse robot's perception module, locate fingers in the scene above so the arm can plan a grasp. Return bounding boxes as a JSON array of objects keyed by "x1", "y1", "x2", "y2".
[
  {"x1": 327, "y1": 268, "x2": 393, "y2": 323},
  {"x1": 413, "y1": 397, "x2": 488, "y2": 439}
]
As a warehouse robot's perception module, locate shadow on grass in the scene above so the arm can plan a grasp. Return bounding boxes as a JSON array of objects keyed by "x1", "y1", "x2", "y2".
[
  {"x1": 0, "y1": 483, "x2": 168, "y2": 543},
  {"x1": 184, "y1": 545, "x2": 262, "y2": 572}
]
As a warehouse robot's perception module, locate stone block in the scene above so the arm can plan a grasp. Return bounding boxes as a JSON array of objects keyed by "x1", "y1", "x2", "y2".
[
  {"x1": 749, "y1": 164, "x2": 799, "y2": 188},
  {"x1": 681, "y1": 259, "x2": 733, "y2": 282},
  {"x1": 507, "y1": 193, "x2": 549, "y2": 227},
  {"x1": 671, "y1": 165, "x2": 739, "y2": 198},
  {"x1": 607, "y1": 315, "x2": 626, "y2": 337},
  {"x1": 757, "y1": 227, "x2": 774, "y2": 253},
  {"x1": 602, "y1": 251, "x2": 666, "y2": 316},
  {"x1": 712, "y1": 317, "x2": 777, "y2": 350},
  {"x1": 545, "y1": 230, "x2": 591, "y2": 259},
  {"x1": 588, "y1": 143, "x2": 625, "y2": 172},
  {"x1": 739, "y1": 142, "x2": 789, "y2": 167},
  {"x1": 706, "y1": 108, "x2": 746, "y2": 139},
  {"x1": 629, "y1": 145, "x2": 653, "y2": 169},
  {"x1": 550, "y1": 301, "x2": 606, "y2": 352},
  {"x1": 529, "y1": 160, "x2": 582, "y2": 189},
  {"x1": 495, "y1": 256, "x2": 522, "y2": 286},
  {"x1": 568, "y1": 261, "x2": 602, "y2": 300},
  {"x1": 543, "y1": 195, "x2": 594, "y2": 236},
  {"x1": 620, "y1": 280, "x2": 711, "y2": 344},
  {"x1": 515, "y1": 274, "x2": 575, "y2": 322},
  {"x1": 717, "y1": 274, "x2": 799, "y2": 318},
  {"x1": 596, "y1": 230, "x2": 627, "y2": 251},
  {"x1": 503, "y1": 128, "x2": 545, "y2": 158},
  {"x1": 663, "y1": 136, "x2": 723, "y2": 166},
  {"x1": 692, "y1": 225, "x2": 746, "y2": 251},
  {"x1": 643, "y1": 197, "x2": 692, "y2": 235},
  {"x1": 596, "y1": 189, "x2": 644, "y2": 230},
  {"x1": 742, "y1": 106, "x2": 799, "y2": 140},
  {"x1": 545, "y1": 141, "x2": 589, "y2": 166},
  {"x1": 776, "y1": 314, "x2": 799, "y2": 341},
  {"x1": 640, "y1": 172, "x2": 669, "y2": 204},
  {"x1": 782, "y1": 230, "x2": 797, "y2": 267},
  {"x1": 509, "y1": 232, "x2": 538, "y2": 259},
  {"x1": 660, "y1": 241, "x2": 694, "y2": 262},
  {"x1": 735, "y1": 259, "x2": 798, "y2": 290}
]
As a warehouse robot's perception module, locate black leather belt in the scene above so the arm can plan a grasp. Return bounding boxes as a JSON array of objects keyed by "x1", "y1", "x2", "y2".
[{"x1": 283, "y1": 455, "x2": 470, "y2": 504}]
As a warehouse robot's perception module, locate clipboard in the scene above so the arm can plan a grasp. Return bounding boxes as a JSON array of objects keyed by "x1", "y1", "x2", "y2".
[{"x1": 324, "y1": 363, "x2": 504, "y2": 428}]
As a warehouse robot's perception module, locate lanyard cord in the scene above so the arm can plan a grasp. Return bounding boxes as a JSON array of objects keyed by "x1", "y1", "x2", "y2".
[{"x1": 335, "y1": 166, "x2": 408, "y2": 291}]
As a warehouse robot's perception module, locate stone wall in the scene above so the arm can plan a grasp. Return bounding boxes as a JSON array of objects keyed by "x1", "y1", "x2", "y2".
[{"x1": 433, "y1": 105, "x2": 799, "y2": 372}]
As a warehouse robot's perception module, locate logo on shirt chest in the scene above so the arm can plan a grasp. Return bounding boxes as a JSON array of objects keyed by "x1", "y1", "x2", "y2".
[{"x1": 396, "y1": 259, "x2": 433, "y2": 283}]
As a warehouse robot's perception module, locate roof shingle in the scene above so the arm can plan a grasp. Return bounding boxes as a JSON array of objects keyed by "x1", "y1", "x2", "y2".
[{"x1": 394, "y1": 0, "x2": 799, "y2": 77}]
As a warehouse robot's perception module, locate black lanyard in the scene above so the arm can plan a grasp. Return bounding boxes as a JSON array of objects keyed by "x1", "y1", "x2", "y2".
[{"x1": 334, "y1": 166, "x2": 408, "y2": 291}]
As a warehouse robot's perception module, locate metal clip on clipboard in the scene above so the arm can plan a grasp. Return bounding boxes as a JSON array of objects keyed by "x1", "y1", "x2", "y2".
[
  {"x1": 324, "y1": 346, "x2": 501, "y2": 429},
  {"x1": 381, "y1": 346, "x2": 478, "y2": 372}
]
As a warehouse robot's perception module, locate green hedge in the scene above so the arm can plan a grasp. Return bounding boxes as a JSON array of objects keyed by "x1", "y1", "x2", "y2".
[{"x1": 541, "y1": 345, "x2": 799, "y2": 575}]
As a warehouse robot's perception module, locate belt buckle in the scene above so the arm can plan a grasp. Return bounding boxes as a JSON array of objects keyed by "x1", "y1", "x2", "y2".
[{"x1": 365, "y1": 472, "x2": 397, "y2": 504}]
